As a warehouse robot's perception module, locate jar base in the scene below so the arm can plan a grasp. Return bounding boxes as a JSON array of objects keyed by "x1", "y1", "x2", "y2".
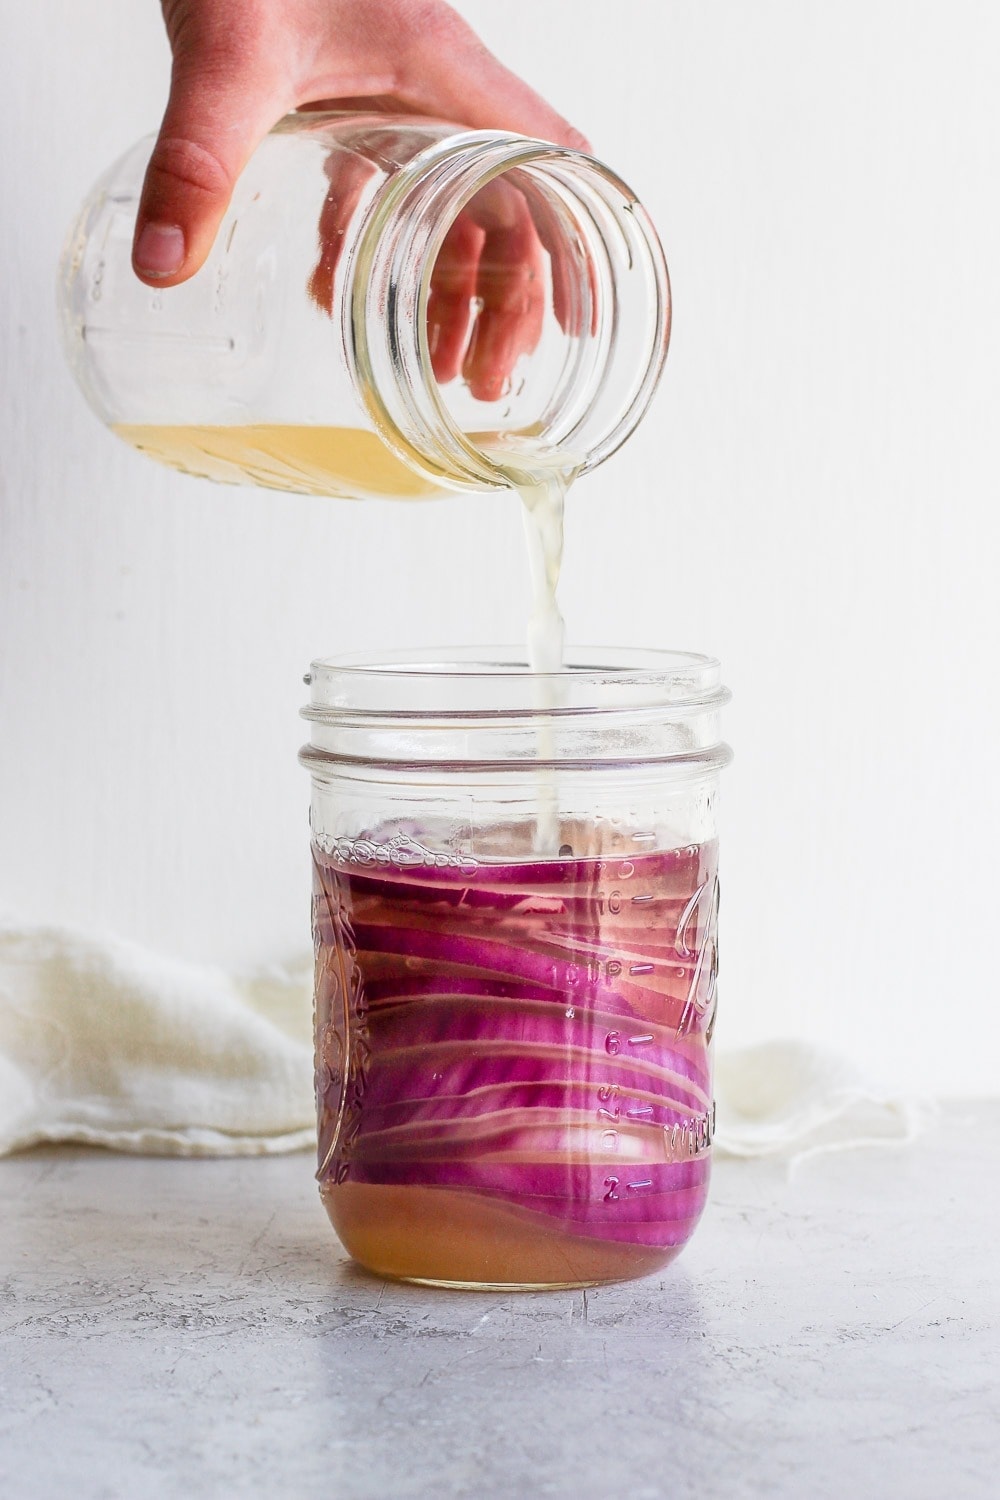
[
  {"x1": 393, "y1": 1277, "x2": 609, "y2": 1292},
  {"x1": 321, "y1": 1180, "x2": 690, "y2": 1290}
]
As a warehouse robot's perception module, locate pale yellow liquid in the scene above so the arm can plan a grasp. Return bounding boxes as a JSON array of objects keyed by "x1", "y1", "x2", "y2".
[
  {"x1": 114, "y1": 424, "x2": 439, "y2": 500},
  {"x1": 517, "y1": 463, "x2": 572, "y2": 853},
  {"x1": 323, "y1": 1182, "x2": 682, "y2": 1289}
]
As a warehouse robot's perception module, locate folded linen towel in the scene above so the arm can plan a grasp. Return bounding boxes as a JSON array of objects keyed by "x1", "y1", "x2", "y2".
[
  {"x1": 0, "y1": 910, "x2": 924, "y2": 1161},
  {"x1": 715, "y1": 1039, "x2": 928, "y2": 1163},
  {"x1": 0, "y1": 913, "x2": 313, "y2": 1157}
]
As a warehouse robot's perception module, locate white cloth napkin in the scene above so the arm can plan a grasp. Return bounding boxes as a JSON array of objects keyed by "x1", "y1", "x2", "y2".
[
  {"x1": 0, "y1": 910, "x2": 925, "y2": 1161},
  {"x1": 0, "y1": 912, "x2": 313, "y2": 1157},
  {"x1": 714, "y1": 1039, "x2": 928, "y2": 1164}
]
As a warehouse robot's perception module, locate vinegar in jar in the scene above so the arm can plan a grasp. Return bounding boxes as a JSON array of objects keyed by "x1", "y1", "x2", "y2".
[{"x1": 113, "y1": 424, "x2": 439, "y2": 499}]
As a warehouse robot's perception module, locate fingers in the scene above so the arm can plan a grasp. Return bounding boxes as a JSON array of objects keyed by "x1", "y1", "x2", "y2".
[
  {"x1": 427, "y1": 214, "x2": 484, "y2": 384},
  {"x1": 430, "y1": 177, "x2": 591, "y2": 403},
  {"x1": 460, "y1": 186, "x2": 547, "y2": 403},
  {"x1": 133, "y1": 32, "x2": 287, "y2": 286},
  {"x1": 513, "y1": 177, "x2": 594, "y2": 339},
  {"x1": 308, "y1": 154, "x2": 378, "y2": 316}
]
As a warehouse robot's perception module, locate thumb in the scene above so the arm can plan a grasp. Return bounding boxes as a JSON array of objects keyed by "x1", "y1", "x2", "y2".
[{"x1": 132, "y1": 54, "x2": 285, "y2": 286}]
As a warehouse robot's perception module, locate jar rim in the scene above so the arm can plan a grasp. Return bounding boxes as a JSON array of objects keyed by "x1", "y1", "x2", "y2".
[
  {"x1": 303, "y1": 645, "x2": 728, "y2": 721},
  {"x1": 307, "y1": 643, "x2": 718, "y2": 678}
]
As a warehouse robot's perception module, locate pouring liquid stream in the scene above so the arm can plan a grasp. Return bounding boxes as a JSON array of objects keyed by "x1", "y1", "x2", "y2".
[{"x1": 498, "y1": 449, "x2": 578, "y2": 857}]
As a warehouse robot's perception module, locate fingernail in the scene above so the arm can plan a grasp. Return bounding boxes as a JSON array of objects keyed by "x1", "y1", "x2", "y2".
[{"x1": 134, "y1": 222, "x2": 185, "y2": 277}]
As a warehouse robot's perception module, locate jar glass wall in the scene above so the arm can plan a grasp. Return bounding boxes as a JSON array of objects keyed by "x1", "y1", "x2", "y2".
[
  {"x1": 300, "y1": 648, "x2": 731, "y2": 1288},
  {"x1": 59, "y1": 114, "x2": 670, "y2": 500}
]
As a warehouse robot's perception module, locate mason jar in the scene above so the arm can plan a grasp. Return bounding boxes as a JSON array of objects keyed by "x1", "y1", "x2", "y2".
[
  {"x1": 59, "y1": 112, "x2": 670, "y2": 500},
  {"x1": 300, "y1": 648, "x2": 731, "y2": 1288}
]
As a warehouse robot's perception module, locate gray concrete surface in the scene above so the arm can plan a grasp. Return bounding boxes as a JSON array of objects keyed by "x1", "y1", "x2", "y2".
[{"x1": 2, "y1": 1105, "x2": 997, "y2": 1499}]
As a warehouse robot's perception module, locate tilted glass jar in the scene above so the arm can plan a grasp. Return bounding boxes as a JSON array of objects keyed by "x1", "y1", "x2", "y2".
[
  {"x1": 59, "y1": 113, "x2": 670, "y2": 500},
  {"x1": 300, "y1": 648, "x2": 731, "y2": 1288}
]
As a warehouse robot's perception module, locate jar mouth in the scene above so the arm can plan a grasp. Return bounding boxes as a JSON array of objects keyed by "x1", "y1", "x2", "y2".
[
  {"x1": 349, "y1": 134, "x2": 670, "y2": 492},
  {"x1": 303, "y1": 645, "x2": 729, "y2": 719},
  {"x1": 301, "y1": 646, "x2": 730, "y2": 771}
]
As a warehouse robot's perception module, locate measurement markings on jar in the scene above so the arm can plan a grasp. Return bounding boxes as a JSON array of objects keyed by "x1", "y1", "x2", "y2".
[
  {"x1": 603, "y1": 1176, "x2": 655, "y2": 1202},
  {"x1": 631, "y1": 893, "x2": 654, "y2": 904},
  {"x1": 628, "y1": 1033, "x2": 654, "y2": 1047},
  {"x1": 596, "y1": 1082, "x2": 620, "y2": 1124},
  {"x1": 597, "y1": 1061, "x2": 621, "y2": 1161},
  {"x1": 626, "y1": 1105, "x2": 653, "y2": 1119},
  {"x1": 632, "y1": 832, "x2": 657, "y2": 843},
  {"x1": 595, "y1": 891, "x2": 624, "y2": 915},
  {"x1": 629, "y1": 962, "x2": 654, "y2": 975}
]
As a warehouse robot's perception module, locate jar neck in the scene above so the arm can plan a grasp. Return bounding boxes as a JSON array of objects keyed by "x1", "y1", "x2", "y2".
[
  {"x1": 299, "y1": 647, "x2": 731, "y2": 772},
  {"x1": 346, "y1": 134, "x2": 671, "y2": 492}
]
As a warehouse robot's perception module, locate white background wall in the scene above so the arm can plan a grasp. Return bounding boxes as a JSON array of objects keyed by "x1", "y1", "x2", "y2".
[{"x1": 2, "y1": 1, "x2": 998, "y2": 1094}]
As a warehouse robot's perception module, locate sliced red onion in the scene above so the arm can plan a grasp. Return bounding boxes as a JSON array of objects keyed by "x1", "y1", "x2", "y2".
[{"x1": 312, "y1": 840, "x2": 717, "y2": 1253}]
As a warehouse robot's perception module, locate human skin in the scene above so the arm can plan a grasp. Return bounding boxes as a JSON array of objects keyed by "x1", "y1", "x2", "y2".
[{"x1": 134, "y1": 0, "x2": 591, "y2": 399}]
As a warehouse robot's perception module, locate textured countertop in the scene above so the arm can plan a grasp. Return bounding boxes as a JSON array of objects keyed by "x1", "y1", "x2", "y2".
[{"x1": 2, "y1": 1104, "x2": 997, "y2": 1500}]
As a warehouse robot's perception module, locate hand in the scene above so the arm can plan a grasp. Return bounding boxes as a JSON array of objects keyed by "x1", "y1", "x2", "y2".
[{"x1": 134, "y1": 0, "x2": 591, "y2": 402}]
